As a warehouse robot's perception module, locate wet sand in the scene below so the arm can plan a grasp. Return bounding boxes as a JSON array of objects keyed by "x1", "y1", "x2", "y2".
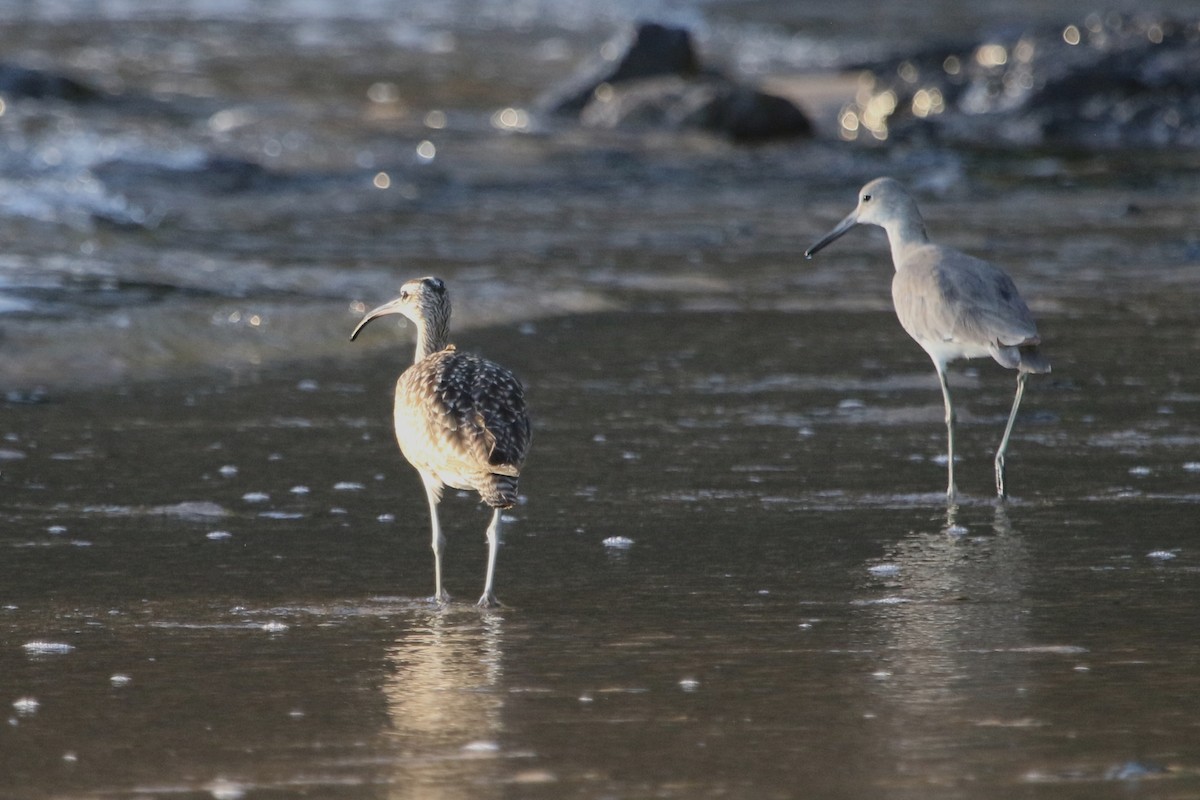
[
  {"x1": 5, "y1": 307, "x2": 1200, "y2": 798},
  {"x1": 4, "y1": 2, "x2": 1200, "y2": 797}
]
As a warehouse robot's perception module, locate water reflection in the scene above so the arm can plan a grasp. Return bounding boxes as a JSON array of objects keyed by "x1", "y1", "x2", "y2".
[
  {"x1": 383, "y1": 610, "x2": 506, "y2": 799},
  {"x1": 863, "y1": 504, "x2": 1034, "y2": 784}
]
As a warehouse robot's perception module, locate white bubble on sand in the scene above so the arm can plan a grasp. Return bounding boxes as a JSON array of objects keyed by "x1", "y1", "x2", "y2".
[
  {"x1": 207, "y1": 779, "x2": 247, "y2": 800},
  {"x1": 242, "y1": 492, "x2": 269, "y2": 503},
  {"x1": 12, "y1": 697, "x2": 39, "y2": 715},
  {"x1": 868, "y1": 563, "x2": 901, "y2": 577},
  {"x1": 679, "y1": 677, "x2": 700, "y2": 692},
  {"x1": 157, "y1": 501, "x2": 228, "y2": 519},
  {"x1": 110, "y1": 674, "x2": 132, "y2": 687},
  {"x1": 219, "y1": 465, "x2": 238, "y2": 477},
  {"x1": 602, "y1": 536, "x2": 634, "y2": 549},
  {"x1": 1147, "y1": 550, "x2": 1178, "y2": 561},
  {"x1": 22, "y1": 641, "x2": 74, "y2": 655},
  {"x1": 261, "y1": 621, "x2": 289, "y2": 633},
  {"x1": 206, "y1": 531, "x2": 233, "y2": 541},
  {"x1": 333, "y1": 482, "x2": 365, "y2": 491},
  {"x1": 852, "y1": 596, "x2": 909, "y2": 606},
  {"x1": 290, "y1": 485, "x2": 310, "y2": 495}
]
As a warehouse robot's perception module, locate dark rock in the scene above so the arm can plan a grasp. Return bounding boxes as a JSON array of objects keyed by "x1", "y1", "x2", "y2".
[
  {"x1": 540, "y1": 22, "x2": 700, "y2": 115},
  {"x1": 699, "y1": 84, "x2": 814, "y2": 142},
  {"x1": 0, "y1": 62, "x2": 101, "y2": 102},
  {"x1": 580, "y1": 75, "x2": 812, "y2": 142},
  {"x1": 541, "y1": 22, "x2": 812, "y2": 142},
  {"x1": 93, "y1": 155, "x2": 279, "y2": 195},
  {"x1": 838, "y1": 14, "x2": 1200, "y2": 149}
]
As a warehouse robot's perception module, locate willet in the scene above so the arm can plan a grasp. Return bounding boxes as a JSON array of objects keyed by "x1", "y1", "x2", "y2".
[
  {"x1": 805, "y1": 177, "x2": 1050, "y2": 501},
  {"x1": 351, "y1": 277, "x2": 532, "y2": 607}
]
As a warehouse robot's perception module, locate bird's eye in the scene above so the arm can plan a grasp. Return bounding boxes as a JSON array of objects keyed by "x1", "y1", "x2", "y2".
[
  {"x1": 862, "y1": 193, "x2": 872, "y2": 203},
  {"x1": 399, "y1": 290, "x2": 410, "y2": 300}
]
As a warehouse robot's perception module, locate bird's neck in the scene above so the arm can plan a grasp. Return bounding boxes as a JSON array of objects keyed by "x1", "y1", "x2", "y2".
[
  {"x1": 412, "y1": 317, "x2": 450, "y2": 363},
  {"x1": 883, "y1": 215, "x2": 929, "y2": 271}
]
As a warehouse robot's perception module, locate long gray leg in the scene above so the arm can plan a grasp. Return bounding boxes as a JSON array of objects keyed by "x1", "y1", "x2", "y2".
[
  {"x1": 422, "y1": 480, "x2": 449, "y2": 604},
  {"x1": 935, "y1": 364, "x2": 957, "y2": 503},
  {"x1": 477, "y1": 508, "x2": 503, "y2": 608},
  {"x1": 994, "y1": 372, "x2": 1028, "y2": 499}
]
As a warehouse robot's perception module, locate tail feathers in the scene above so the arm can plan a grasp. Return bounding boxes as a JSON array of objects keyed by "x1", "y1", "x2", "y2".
[
  {"x1": 1017, "y1": 344, "x2": 1051, "y2": 374},
  {"x1": 991, "y1": 340, "x2": 1051, "y2": 374},
  {"x1": 479, "y1": 472, "x2": 520, "y2": 509}
]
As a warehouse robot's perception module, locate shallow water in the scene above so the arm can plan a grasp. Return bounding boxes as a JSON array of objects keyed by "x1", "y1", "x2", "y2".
[
  {"x1": 6, "y1": 308, "x2": 1200, "y2": 798},
  {"x1": 3, "y1": 1, "x2": 1200, "y2": 798}
]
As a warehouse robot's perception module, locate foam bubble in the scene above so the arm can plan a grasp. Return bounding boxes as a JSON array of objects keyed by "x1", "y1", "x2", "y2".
[
  {"x1": 23, "y1": 641, "x2": 74, "y2": 655},
  {"x1": 12, "y1": 697, "x2": 39, "y2": 715}
]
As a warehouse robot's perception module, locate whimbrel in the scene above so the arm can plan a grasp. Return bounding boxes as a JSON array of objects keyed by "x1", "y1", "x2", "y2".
[
  {"x1": 805, "y1": 177, "x2": 1050, "y2": 501},
  {"x1": 351, "y1": 277, "x2": 531, "y2": 606}
]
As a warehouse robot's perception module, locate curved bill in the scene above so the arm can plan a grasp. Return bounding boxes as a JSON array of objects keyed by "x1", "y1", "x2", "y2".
[
  {"x1": 349, "y1": 298, "x2": 405, "y2": 341},
  {"x1": 804, "y1": 210, "x2": 859, "y2": 259}
]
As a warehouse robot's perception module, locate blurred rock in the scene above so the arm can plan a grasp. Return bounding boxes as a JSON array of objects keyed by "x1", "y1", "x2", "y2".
[
  {"x1": 0, "y1": 62, "x2": 100, "y2": 102},
  {"x1": 540, "y1": 22, "x2": 812, "y2": 142},
  {"x1": 580, "y1": 75, "x2": 813, "y2": 142},
  {"x1": 93, "y1": 156, "x2": 279, "y2": 195},
  {"x1": 839, "y1": 14, "x2": 1200, "y2": 149},
  {"x1": 540, "y1": 23, "x2": 700, "y2": 115}
]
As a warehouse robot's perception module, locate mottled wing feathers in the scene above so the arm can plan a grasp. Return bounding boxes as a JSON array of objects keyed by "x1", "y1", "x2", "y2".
[{"x1": 394, "y1": 347, "x2": 531, "y2": 496}]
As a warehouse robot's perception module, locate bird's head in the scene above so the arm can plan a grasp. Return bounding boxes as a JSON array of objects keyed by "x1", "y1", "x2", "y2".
[
  {"x1": 350, "y1": 276, "x2": 450, "y2": 341},
  {"x1": 804, "y1": 177, "x2": 913, "y2": 258}
]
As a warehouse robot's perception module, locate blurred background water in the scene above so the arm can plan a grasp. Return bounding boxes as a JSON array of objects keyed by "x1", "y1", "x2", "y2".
[{"x1": 3, "y1": 1, "x2": 1200, "y2": 798}]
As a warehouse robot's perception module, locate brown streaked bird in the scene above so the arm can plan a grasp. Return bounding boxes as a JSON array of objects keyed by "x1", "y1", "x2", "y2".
[
  {"x1": 351, "y1": 277, "x2": 531, "y2": 607},
  {"x1": 805, "y1": 177, "x2": 1050, "y2": 502}
]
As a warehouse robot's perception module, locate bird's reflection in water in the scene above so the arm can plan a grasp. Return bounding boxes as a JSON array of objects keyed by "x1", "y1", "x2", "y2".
[
  {"x1": 863, "y1": 503, "x2": 1033, "y2": 784},
  {"x1": 383, "y1": 610, "x2": 506, "y2": 800}
]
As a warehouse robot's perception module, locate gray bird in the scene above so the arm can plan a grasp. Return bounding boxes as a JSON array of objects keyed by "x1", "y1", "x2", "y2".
[
  {"x1": 351, "y1": 277, "x2": 531, "y2": 606},
  {"x1": 805, "y1": 177, "x2": 1050, "y2": 501}
]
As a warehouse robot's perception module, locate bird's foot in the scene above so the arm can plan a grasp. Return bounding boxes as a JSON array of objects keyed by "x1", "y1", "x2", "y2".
[
  {"x1": 994, "y1": 455, "x2": 1008, "y2": 499},
  {"x1": 429, "y1": 590, "x2": 451, "y2": 606},
  {"x1": 476, "y1": 592, "x2": 503, "y2": 609}
]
